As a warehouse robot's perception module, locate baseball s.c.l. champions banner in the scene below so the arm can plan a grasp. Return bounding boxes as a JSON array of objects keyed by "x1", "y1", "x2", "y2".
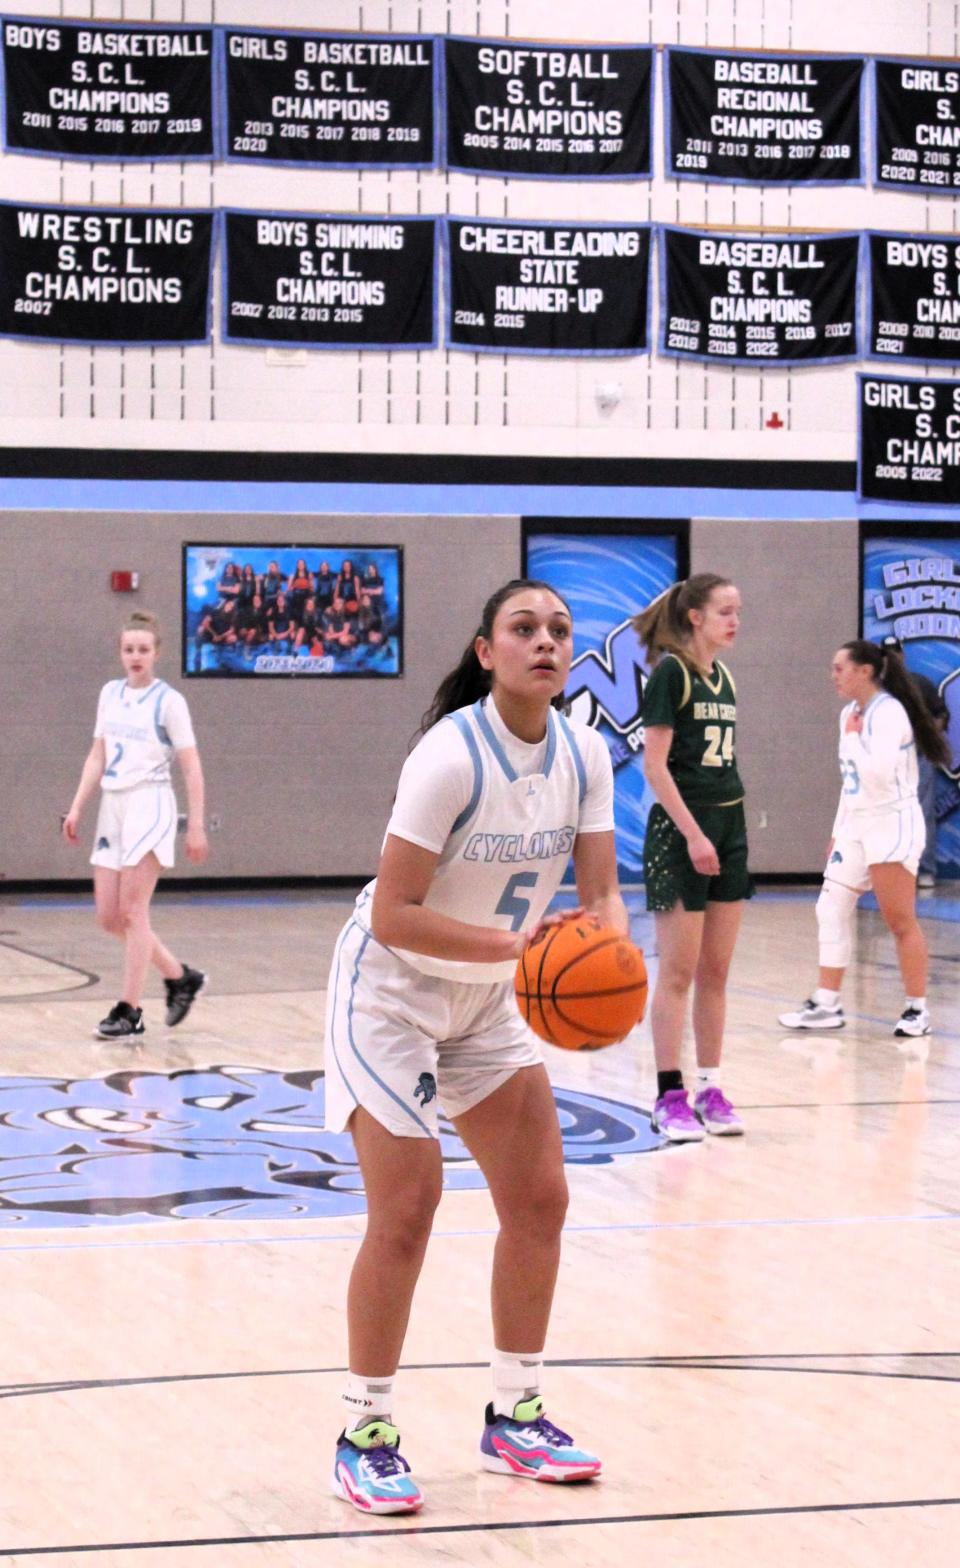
[
  {"x1": 858, "y1": 374, "x2": 960, "y2": 504},
  {"x1": 1, "y1": 17, "x2": 214, "y2": 160},
  {"x1": 665, "y1": 46, "x2": 864, "y2": 183},
  {"x1": 443, "y1": 36, "x2": 653, "y2": 178},
  {"x1": 873, "y1": 57, "x2": 960, "y2": 194}
]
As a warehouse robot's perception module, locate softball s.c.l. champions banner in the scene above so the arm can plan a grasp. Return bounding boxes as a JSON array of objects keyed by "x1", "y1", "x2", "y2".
[
  {"x1": 862, "y1": 534, "x2": 960, "y2": 875},
  {"x1": 0, "y1": 17, "x2": 214, "y2": 160},
  {"x1": 443, "y1": 36, "x2": 653, "y2": 178},
  {"x1": 524, "y1": 528, "x2": 680, "y2": 884},
  {"x1": 874, "y1": 57, "x2": 960, "y2": 194},
  {"x1": 665, "y1": 46, "x2": 864, "y2": 184}
]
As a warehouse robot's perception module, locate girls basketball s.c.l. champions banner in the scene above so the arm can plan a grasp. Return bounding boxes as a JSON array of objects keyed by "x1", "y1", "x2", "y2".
[
  {"x1": 873, "y1": 57, "x2": 960, "y2": 193},
  {"x1": 858, "y1": 374, "x2": 960, "y2": 504}
]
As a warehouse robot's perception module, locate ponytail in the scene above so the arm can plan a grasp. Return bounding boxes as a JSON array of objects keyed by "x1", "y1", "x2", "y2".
[
  {"x1": 632, "y1": 573, "x2": 732, "y2": 663},
  {"x1": 842, "y1": 639, "x2": 950, "y2": 767}
]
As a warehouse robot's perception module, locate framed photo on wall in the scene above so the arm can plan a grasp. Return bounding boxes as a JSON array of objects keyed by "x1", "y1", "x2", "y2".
[{"x1": 182, "y1": 542, "x2": 403, "y2": 678}]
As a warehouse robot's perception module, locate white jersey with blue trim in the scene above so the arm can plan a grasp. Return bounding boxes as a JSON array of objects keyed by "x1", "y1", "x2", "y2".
[
  {"x1": 94, "y1": 679, "x2": 196, "y2": 792},
  {"x1": 353, "y1": 696, "x2": 615, "y2": 983},
  {"x1": 832, "y1": 693, "x2": 918, "y2": 835}
]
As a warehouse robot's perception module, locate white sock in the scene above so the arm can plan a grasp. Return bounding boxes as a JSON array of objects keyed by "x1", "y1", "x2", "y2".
[
  {"x1": 695, "y1": 1066, "x2": 721, "y2": 1088},
  {"x1": 341, "y1": 1372, "x2": 394, "y2": 1434},
  {"x1": 813, "y1": 988, "x2": 841, "y2": 1007},
  {"x1": 905, "y1": 996, "x2": 927, "y2": 1011},
  {"x1": 492, "y1": 1349, "x2": 543, "y2": 1419}
]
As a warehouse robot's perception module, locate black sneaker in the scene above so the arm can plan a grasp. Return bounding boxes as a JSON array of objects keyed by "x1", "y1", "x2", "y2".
[
  {"x1": 164, "y1": 965, "x2": 207, "y2": 1027},
  {"x1": 95, "y1": 1001, "x2": 145, "y2": 1040}
]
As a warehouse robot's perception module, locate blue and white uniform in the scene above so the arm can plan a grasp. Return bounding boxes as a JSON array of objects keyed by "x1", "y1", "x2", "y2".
[
  {"x1": 91, "y1": 679, "x2": 196, "y2": 871},
  {"x1": 324, "y1": 697, "x2": 614, "y2": 1137},
  {"x1": 827, "y1": 692, "x2": 924, "y2": 888}
]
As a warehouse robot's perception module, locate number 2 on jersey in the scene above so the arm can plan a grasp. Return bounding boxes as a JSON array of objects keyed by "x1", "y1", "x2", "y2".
[
  {"x1": 701, "y1": 725, "x2": 733, "y2": 768},
  {"x1": 496, "y1": 872, "x2": 539, "y2": 932},
  {"x1": 103, "y1": 741, "x2": 125, "y2": 778}
]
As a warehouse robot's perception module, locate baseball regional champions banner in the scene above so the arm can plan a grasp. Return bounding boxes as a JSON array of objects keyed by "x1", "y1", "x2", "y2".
[
  {"x1": 219, "y1": 28, "x2": 437, "y2": 167},
  {"x1": 660, "y1": 228, "x2": 860, "y2": 364},
  {"x1": 445, "y1": 219, "x2": 651, "y2": 355},
  {"x1": 442, "y1": 36, "x2": 653, "y2": 178},
  {"x1": 1, "y1": 17, "x2": 214, "y2": 160},
  {"x1": 858, "y1": 374, "x2": 960, "y2": 504},
  {"x1": 867, "y1": 233, "x2": 960, "y2": 363},
  {"x1": 0, "y1": 201, "x2": 214, "y2": 344},
  {"x1": 862, "y1": 533, "x2": 960, "y2": 875},
  {"x1": 222, "y1": 211, "x2": 437, "y2": 350},
  {"x1": 874, "y1": 57, "x2": 960, "y2": 194},
  {"x1": 665, "y1": 46, "x2": 864, "y2": 184}
]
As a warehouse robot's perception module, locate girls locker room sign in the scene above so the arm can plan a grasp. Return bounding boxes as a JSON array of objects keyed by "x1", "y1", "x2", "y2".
[
  {"x1": 1, "y1": 16, "x2": 214, "y2": 159},
  {"x1": 222, "y1": 212, "x2": 438, "y2": 350},
  {"x1": 0, "y1": 201, "x2": 214, "y2": 344},
  {"x1": 659, "y1": 228, "x2": 860, "y2": 364},
  {"x1": 445, "y1": 219, "x2": 651, "y2": 355},
  {"x1": 665, "y1": 46, "x2": 865, "y2": 183},
  {"x1": 873, "y1": 57, "x2": 960, "y2": 193},
  {"x1": 858, "y1": 374, "x2": 960, "y2": 504},
  {"x1": 219, "y1": 28, "x2": 437, "y2": 167},
  {"x1": 866, "y1": 233, "x2": 960, "y2": 363},
  {"x1": 443, "y1": 36, "x2": 653, "y2": 178}
]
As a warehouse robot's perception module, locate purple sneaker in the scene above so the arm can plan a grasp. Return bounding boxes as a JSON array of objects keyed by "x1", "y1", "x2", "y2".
[
  {"x1": 694, "y1": 1085, "x2": 744, "y2": 1136},
  {"x1": 651, "y1": 1088, "x2": 705, "y2": 1143},
  {"x1": 480, "y1": 1398, "x2": 601, "y2": 1482}
]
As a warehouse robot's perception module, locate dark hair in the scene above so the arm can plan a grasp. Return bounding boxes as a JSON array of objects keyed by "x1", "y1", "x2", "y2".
[
  {"x1": 841, "y1": 639, "x2": 949, "y2": 766},
  {"x1": 632, "y1": 573, "x2": 733, "y2": 663},
  {"x1": 418, "y1": 578, "x2": 572, "y2": 737}
]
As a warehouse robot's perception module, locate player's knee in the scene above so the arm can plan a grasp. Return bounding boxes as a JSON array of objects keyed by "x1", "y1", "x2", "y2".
[
  {"x1": 96, "y1": 907, "x2": 123, "y2": 937},
  {"x1": 885, "y1": 907, "x2": 917, "y2": 942},
  {"x1": 370, "y1": 1177, "x2": 442, "y2": 1256},
  {"x1": 659, "y1": 958, "x2": 698, "y2": 995},
  {"x1": 816, "y1": 881, "x2": 858, "y2": 969},
  {"x1": 505, "y1": 1170, "x2": 568, "y2": 1239}
]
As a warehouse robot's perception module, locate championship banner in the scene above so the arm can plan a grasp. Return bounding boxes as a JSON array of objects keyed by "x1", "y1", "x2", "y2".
[
  {"x1": 445, "y1": 219, "x2": 651, "y2": 355},
  {"x1": 222, "y1": 211, "x2": 437, "y2": 350},
  {"x1": 660, "y1": 227, "x2": 860, "y2": 365},
  {"x1": 219, "y1": 28, "x2": 437, "y2": 167},
  {"x1": 665, "y1": 46, "x2": 864, "y2": 184},
  {"x1": 858, "y1": 374, "x2": 960, "y2": 505},
  {"x1": 0, "y1": 201, "x2": 214, "y2": 344},
  {"x1": 442, "y1": 36, "x2": 653, "y2": 179},
  {"x1": 867, "y1": 232, "x2": 960, "y2": 363},
  {"x1": 1, "y1": 17, "x2": 214, "y2": 160},
  {"x1": 874, "y1": 57, "x2": 960, "y2": 194},
  {"x1": 523, "y1": 526, "x2": 681, "y2": 884},
  {"x1": 862, "y1": 533, "x2": 960, "y2": 875}
]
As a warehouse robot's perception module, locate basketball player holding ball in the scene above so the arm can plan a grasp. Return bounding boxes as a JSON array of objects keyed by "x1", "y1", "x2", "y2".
[
  {"x1": 634, "y1": 575, "x2": 751, "y2": 1142},
  {"x1": 323, "y1": 579, "x2": 626, "y2": 1514}
]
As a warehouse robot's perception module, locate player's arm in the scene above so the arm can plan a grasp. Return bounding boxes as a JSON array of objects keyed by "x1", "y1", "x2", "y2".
[
  {"x1": 643, "y1": 726, "x2": 720, "y2": 877},
  {"x1": 175, "y1": 746, "x2": 208, "y2": 864},
  {"x1": 371, "y1": 834, "x2": 527, "y2": 963},
  {"x1": 572, "y1": 831, "x2": 628, "y2": 935},
  {"x1": 852, "y1": 704, "x2": 911, "y2": 787},
  {"x1": 62, "y1": 739, "x2": 106, "y2": 844}
]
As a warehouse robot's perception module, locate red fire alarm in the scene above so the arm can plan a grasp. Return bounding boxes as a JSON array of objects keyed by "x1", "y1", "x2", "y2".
[{"x1": 110, "y1": 571, "x2": 140, "y2": 592}]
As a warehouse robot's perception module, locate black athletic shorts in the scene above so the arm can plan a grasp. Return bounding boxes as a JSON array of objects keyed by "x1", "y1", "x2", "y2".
[{"x1": 644, "y1": 800, "x2": 754, "y2": 914}]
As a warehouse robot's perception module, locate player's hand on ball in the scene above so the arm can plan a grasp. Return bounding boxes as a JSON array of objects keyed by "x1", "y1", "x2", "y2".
[
  {"x1": 185, "y1": 825, "x2": 209, "y2": 864},
  {"x1": 511, "y1": 907, "x2": 588, "y2": 959},
  {"x1": 686, "y1": 830, "x2": 720, "y2": 877}
]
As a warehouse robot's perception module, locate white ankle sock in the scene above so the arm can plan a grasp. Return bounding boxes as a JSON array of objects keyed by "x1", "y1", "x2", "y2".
[
  {"x1": 492, "y1": 1349, "x2": 543, "y2": 1418},
  {"x1": 341, "y1": 1372, "x2": 394, "y2": 1433},
  {"x1": 695, "y1": 1067, "x2": 721, "y2": 1088},
  {"x1": 813, "y1": 988, "x2": 840, "y2": 1006},
  {"x1": 905, "y1": 996, "x2": 927, "y2": 1011}
]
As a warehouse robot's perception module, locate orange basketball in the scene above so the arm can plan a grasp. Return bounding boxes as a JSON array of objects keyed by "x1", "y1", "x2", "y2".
[{"x1": 515, "y1": 914, "x2": 648, "y2": 1050}]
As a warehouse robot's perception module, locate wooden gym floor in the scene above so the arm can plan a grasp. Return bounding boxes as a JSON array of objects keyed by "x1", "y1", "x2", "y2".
[{"x1": 0, "y1": 884, "x2": 958, "y2": 1565}]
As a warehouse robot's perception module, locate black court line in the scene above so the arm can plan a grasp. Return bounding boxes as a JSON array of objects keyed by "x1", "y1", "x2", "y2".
[
  {"x1": 0, "y1": 938, "x2": 98, "y2": 1001},
  {"x1": 2, "y1": 1494, "x2": 959, "y2": 1557}
]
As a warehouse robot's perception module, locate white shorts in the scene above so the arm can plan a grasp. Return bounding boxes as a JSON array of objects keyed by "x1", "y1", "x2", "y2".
[
  {"x1": 90, "y1": 784, "x2": 178, "y2": 871},
  {"x1": 826, "y1": 800, "x2": 925, "y2": 891},
  {"x1": 324, "y1": 918, "x2": 543, "y2": 1139}
]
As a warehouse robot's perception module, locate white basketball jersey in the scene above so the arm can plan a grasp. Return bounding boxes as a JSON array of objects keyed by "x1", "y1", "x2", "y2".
[
  {"x1": 353, "y1": 697, "x2": 614, "y2": 983},
  {"x1": 833, "y1": 692, "x2": 918, "y2": 833},
  {"x1": 95, "y1": 679, "x2": 196, "y2": 792}
]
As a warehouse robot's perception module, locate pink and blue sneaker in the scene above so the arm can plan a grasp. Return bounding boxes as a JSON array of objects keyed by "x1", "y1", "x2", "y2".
[
  {"x1": 693, "y1": 1085, "x2": 744, "y2": 1136},
  {"x1": 480, "y1": 1397, "x2": 601, "y2": 1482},
  {"x1": 332, "y1": 1419, "x2": 423, "y2": 1514}
]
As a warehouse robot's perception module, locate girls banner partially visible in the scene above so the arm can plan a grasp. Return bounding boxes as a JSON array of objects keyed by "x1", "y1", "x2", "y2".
[
  {"x1": 524, "y1": 524, "x2": 684, "y2": 885},
  {"x1": 862, "y1": 531, "x2": 960, "y2": 875}
]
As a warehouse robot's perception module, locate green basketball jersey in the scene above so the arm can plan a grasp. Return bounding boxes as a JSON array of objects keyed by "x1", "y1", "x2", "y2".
[{"x1": 642, "y1": 653, "x2": 744, "y2": 806}]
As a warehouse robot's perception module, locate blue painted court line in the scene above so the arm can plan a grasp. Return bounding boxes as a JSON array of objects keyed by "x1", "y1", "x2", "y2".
[{"x1": 12, "y1": 895, "x2": 298, "y2": 910}]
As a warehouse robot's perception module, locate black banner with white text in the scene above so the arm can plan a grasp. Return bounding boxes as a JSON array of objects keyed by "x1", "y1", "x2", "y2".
[
  {"x1": 859, "y1": 374, "x2": 960, "y2": 503},
  {"x1": 868, "y1": 232, "x2": 960, "y2": 363},
  {"x1": 874, "y1": 57, "x2": 960, "y2": 193}
]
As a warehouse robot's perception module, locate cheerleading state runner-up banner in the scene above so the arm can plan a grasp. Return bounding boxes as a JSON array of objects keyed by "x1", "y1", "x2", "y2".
[
  {"x1": 874, "y1": 57, "x2": 960, "y2": 194},
  {"x1": 219, "y1": 28, "x2": 437, "y2": 168},
  {"x1": 665, "y1": 46, "x2": 864, "y2": 184},
  {"x1": 0, "y1": 17, "x2": 214, "y2": 160},
  {"x1": 445, "y1": 219, "x2": 651, "y2": 355},
  {"x1": 866, "y1": 233, "x2": 960, "y2": 364},
  {"x1": 858, "y1": 374, "x2": 960, "y2": 505},
  {"x1": 524, "y1": 528, "x2": 679, "y2": 885},
  {"x1": 222, "y1": 212, "x2": 437, "y2": 350},
  {"x1": 862, "y1": 534, "x2": 960, "y2": 874},
  {"x1": 0, "y1": 201, "x2": 214, "y2": 344},
  {"x1": 660, "y1": 228, "x2": 859, "y2": 365},
  {"x1": 442, "y1": 36, "x2": 652, "y2": 178}
]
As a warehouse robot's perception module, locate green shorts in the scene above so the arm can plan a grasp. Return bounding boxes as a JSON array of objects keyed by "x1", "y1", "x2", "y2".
[{"x1": 644, "y1": 801, "x2": 754, "y2": 914}]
